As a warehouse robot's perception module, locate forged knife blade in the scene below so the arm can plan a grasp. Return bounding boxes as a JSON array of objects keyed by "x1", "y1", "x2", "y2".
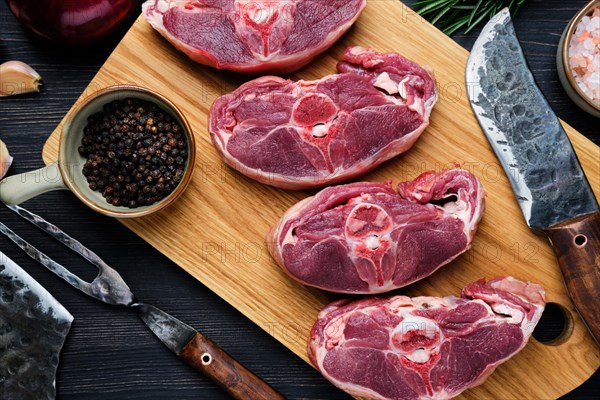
[
  {"x1": 0, "y1": 250, "x2": 73, "y2": 400},
  {"x1": 466, "y1": 8, "x2": 600, "y2": 344}
]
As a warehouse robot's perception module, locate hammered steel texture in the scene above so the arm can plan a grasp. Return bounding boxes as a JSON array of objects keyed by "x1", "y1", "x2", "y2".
[
  {"x1": 466, "y1": 9, "x2": 598, "y2": 230},
  {"x1": 0, "y1": 251, "x2": 73, "y2": 400}
]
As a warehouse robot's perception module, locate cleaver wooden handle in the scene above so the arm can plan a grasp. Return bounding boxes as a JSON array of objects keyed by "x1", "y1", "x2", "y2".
[
  {"x1": 180, "y1": 332, "x2": 286, "y2": 400},
  {"x1": 543, "y1": 211, "x2": 600, "y2": 346}
]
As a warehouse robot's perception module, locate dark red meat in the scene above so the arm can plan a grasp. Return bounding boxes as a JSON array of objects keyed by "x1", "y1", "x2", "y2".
[
  {"x1": 210, "y1": 46, "x2": 437, "y2": 189},
  {"x1": 308, "y1": 276, "x2": 546, "y2": 400},
  {"x1": 268, "y1": 169, "x2": 484, "y2": 293},
  {"x1": 142, "y1": 0, "x2": 367, "y2": 74}
]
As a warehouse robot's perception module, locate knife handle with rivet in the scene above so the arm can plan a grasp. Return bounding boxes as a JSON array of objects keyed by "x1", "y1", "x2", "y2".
[
  {"x1": 543, "y1": 211, "x2": 600, "y2": 345},
  {"x1": 179, "y1": 332, "x2": 286, "y2": 400}
]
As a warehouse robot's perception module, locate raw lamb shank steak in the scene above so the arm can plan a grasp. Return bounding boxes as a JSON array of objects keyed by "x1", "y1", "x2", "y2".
[
  {"x1": 142, "y1": 0, "x2": 367, "y2": 74},
  {"x1": 308, "y1": 277, "x2": 546, "y2": 400},
  {"x1": 268, "y1": 169, "x2": 484, "y2": 293},
  {"x1": 210, "y1": 46, "x2": 437, "y2": 189}
]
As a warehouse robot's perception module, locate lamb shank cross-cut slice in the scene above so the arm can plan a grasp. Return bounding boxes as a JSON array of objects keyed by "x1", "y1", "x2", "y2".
[
  {"x1": 308, "y1": 276, "x2": 546, "y2": 400},
  {"x1": 210, "y1": 46, "x2": 437, "y2": 189},
  {"x1": 268, "y1": 169, "x2": 485, "y2": 294},
  {"x1": 143, "y1": 0, "x2": 367, "y2": 74}
]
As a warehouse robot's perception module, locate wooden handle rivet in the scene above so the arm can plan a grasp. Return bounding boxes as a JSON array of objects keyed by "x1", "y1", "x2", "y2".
[
  {"x1": 201, "y1": 353, "x2": 212, "y2": 365},
  {"x1": 573, "y1": 234, "x2": 587, "y2": 247}
]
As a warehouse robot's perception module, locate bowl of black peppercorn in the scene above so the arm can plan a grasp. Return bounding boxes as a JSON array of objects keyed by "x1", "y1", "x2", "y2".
[
  {"x1": 67, "y1": 85, "x2": 196, "y2": 217},
  {"x1": 0, "y1": 85, "x2": 196, "y2": 217}
]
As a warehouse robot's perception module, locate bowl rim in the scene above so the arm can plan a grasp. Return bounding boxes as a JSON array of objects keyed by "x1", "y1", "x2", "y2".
[
  {"x1": 59, "y1": 84, "x2": 196, "y2": 218},
  {"x1": 561, "y1": 0, "x2": 600, "y2": 112}
]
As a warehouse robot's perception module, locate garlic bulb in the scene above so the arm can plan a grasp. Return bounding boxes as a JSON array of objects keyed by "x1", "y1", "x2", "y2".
[
  {"x1": 0, "y1": 61, "x2": 42, "y2": 97},
  {"x1": 0, "y1": 139, "x2": 13, "y2": 179}
]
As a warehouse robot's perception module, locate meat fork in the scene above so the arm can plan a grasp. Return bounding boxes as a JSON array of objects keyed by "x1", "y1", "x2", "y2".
[{"x1": 0, "y1": 204, "x2": 285, "y2": 400}]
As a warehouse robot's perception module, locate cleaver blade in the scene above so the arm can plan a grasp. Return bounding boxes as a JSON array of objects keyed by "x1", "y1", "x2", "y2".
[
  {"x1": 466, "y1": 9, "x2": 600, "y2": 345},
  {"x1": 0, "y1": 250, "x2": 73, "y2": 400}
]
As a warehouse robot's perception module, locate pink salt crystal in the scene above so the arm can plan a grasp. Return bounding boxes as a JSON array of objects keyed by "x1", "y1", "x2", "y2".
[
  {"x1": 577, "y1": 30, "x2": 590, "y2": 41},
  {"x1": 568, "y1": 6, "x2": 600, "y2": 106}
]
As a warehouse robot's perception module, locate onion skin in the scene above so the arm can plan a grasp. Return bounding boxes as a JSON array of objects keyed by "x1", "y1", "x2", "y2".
[{"x1": 6, "y1": 0, "x2": 140, "y2": 45}]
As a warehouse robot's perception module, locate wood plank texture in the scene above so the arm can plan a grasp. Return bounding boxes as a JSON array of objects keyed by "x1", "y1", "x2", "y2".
[{"x1": 40, "y1": 2, "x2": 600, "y2": 399}]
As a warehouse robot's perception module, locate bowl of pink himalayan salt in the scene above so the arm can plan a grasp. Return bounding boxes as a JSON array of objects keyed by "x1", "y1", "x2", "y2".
[{"x1": 557, "y1": 0, "x2": 600, "y2": 117}]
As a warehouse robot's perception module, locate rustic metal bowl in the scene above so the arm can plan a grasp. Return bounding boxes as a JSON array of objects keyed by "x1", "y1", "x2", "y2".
[{"x1": 557, "y1": 0, "x2": 600, "y2": 117}]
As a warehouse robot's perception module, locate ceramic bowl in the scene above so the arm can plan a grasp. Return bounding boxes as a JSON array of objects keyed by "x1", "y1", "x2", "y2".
[
  {"x1": 0, "y1": 85, "x2": 196, "y2": 218},
  {"x1": 557, "y1": 0, "x2": 600, "y2": 117}
]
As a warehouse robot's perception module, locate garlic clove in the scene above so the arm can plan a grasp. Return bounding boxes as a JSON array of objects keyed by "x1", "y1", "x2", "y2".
[
  {"x1": 0, "y1": 139, "x2": 13, "y2": 179},
  {"x1": 0, "y1": 61, "x2": 42, "y2": 97}
]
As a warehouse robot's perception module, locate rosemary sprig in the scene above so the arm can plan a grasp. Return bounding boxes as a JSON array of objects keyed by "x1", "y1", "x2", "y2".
[{"x1": 412, "y1": 0, "x2": 528, "y2": 36}]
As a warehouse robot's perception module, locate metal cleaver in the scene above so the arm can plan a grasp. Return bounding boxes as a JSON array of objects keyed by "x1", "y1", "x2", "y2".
[
  {"x1": 0, "y1": 250, "x2": 73, "y2": 400},
  {"x1": 466, "y1": 9, "x2": 600, "y2": 344}
]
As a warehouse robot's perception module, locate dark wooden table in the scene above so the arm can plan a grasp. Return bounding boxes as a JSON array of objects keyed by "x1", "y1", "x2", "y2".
[{"x1": 1, "y1": 1, "x2": 598, "y2": 399}]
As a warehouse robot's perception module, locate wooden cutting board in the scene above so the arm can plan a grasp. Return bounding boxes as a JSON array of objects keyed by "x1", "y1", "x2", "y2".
[{"x1": 42, "y1": 2, "x2": 599, "y2": 399}]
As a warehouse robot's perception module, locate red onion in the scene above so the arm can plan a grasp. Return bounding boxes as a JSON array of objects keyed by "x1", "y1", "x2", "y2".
[{"x1": 6, "y1": 0, "x2": 140, "y2": 45}]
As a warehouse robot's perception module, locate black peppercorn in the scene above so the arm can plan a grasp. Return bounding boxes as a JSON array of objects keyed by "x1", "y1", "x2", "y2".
[{"x1": 80, "y1": 98, "x2": 188, "y2": 208}]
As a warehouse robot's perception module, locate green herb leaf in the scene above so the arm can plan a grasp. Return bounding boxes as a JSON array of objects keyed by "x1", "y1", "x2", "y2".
[{"x1": 414, "y1": 0, "x2": 528, "y2": 36}]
